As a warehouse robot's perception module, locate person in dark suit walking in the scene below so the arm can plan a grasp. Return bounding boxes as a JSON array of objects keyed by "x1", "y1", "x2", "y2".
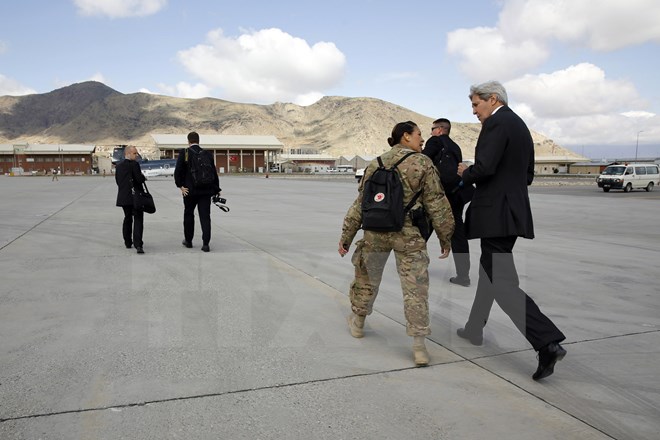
[
  {"x1": 174, "y1": 132, "x2": 220, "y2": 252},
  {"x1": 457, "y1": 81, "x2": 566, "y2": 381},
  {"x1": 115, "y1": 146, "x2": 146, "y2": 254},
  {"x1": 423, "y1": 118, "x2": 474, "y2": 286}
]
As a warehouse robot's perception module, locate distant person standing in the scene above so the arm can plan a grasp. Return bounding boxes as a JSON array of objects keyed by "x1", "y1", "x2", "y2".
[
  {"x1": 115, "y1": 146, "x2": 146, "y2": 254},
  {"x1": 52, "y1": 167, "x2": 59, "y2": 181},
  {"x1": 457, "y1": 81, "x2": 566, "y2": 380},
  {"x1": 174, "y1": 132, "x2": 220, "y2": 252},
  {"x1": 423, "y1": 118, "x2": 474, "y2": 286}
]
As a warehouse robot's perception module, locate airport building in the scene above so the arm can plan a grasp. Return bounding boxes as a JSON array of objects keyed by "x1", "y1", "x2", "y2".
[
  {"x1": 0, "y1": 143, "x2": 95, "y2": 175},
  {"x1": 152, "y1": 134, "x2": 284, "y2": 174}
]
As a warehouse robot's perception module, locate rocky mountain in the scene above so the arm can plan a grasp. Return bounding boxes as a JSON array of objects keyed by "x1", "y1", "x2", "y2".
[{"x1": 0, "y1": 81, "x2": 581, "y2": 159}]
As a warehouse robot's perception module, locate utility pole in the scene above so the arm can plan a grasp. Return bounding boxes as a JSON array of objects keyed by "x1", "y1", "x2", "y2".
[{"x1": 635, "y1": 130, "x2": 644, "y2": 161}]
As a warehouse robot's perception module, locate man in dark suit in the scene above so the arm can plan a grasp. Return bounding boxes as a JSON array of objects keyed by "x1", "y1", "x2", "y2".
[
  {"x1": 115, "y1": 146, "x2": 146, "y2": 254},
  {"x1": 174, "y1": 131, "x2": 220, "y2": 252},
  {"x1": 457, "y1": 81, "x2": 566, "y2": 380},
  {"x1": 423, "y1": 118, "x2": 474, "y2": 286}
]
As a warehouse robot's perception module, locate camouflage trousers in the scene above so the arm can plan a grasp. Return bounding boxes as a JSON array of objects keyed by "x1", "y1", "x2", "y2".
[{"x1": 349, "y1": 226, "x2": 431, "y2": 336}]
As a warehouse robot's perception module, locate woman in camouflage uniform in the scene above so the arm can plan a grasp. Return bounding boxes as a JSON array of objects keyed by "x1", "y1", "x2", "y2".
[{"x1": 338, "y1": 121, "x2": 454, "y2": 366}]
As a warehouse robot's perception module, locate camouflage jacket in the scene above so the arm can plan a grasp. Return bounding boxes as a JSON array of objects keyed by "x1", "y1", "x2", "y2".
[{"x1": 340, "y1": 146, "x2": 454, "y2": 250}]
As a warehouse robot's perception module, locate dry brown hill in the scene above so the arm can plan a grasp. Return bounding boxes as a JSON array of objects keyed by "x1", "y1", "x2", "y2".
[{"x1": 0, "y1": 81, "x2": 581, "y2": 159}]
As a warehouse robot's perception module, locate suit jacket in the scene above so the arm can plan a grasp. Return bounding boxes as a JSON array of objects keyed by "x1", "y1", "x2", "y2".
[
  {"x1": 174, "y1": 144, "x2": 220, "y2": 196},
  {"x1": 115, "y1": 159, "x2": 146, "y2": 207},
  {"x1": 461, "y1": 106, "x2": 535, "y2": 239}
]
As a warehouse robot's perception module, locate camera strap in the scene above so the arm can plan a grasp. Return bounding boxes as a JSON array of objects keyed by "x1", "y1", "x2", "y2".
[{"x1": 213, "y1": 201, "x2": 230, "y2": 212}]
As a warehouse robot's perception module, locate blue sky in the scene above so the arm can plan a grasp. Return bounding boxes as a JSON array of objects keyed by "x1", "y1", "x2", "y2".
[{"x1": 1, "y1": 0, "x2": 660, "y2": 158}]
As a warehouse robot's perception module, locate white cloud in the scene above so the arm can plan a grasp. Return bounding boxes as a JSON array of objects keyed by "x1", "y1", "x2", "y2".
[
  {"x1": 175, "y1": 27, "x2": 346, "y2": 105},
  {"x1": 503, "y1": 64, "x2": 658, "y2": 147},
  {"x1": 73, "y1": 0, "x2": 167, "y2": 18},
  {"x1": 156, "y1": 82, "x2": 211, "y2": 99},
  {"x1": 447, "y1": 26, "x2": 548, "y2": 81},
  {"x1": 499, "y1": 0, "x2": 660, "y2": 51},
  {"x1": 445, "y1": 1, "x2": 660, "y2": 151},
  {"x1": 447, "y1": 0, "x2": 660, "y2": 81},
  {"x1": 88, "y1": 72, "x2": 106, "y2": 83},
  {"x1": 0, "y1": 74, "x2": 37, "y2": 96},
  {"x1": 175, "y1": 82, "x2": 211, "y2": 99},
  {"x1": 622, "y1": 111, "x2": 655, "y2": 119},
  {"x1": 524, "y1": 112, "x2": 660, "y2": 148},
  {"x1": 506, "y1": 63, "x2": 643, "y2": 118},
  {"x1": 294, "y1": 92, "x2": 324, "y2": 106}
]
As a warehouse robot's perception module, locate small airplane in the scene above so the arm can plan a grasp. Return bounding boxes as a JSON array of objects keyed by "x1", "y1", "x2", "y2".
[
  {"x1": 111, "y1": 146, "x2": 176, "y2": 177},
  {"x1": 140, "y1": 159, "x2": 177, "y2": 178}
]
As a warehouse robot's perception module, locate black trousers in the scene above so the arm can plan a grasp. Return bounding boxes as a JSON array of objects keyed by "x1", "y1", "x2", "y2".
[
  {"x1": 183, "y1": 194, "x2": 212, "y2": 245},
  {"x1": 465, "y1": 236, "x2": 565, "y2": 351},
  {"x1": 449, "y1": 196, "x2": 470, "y2": 278},
  {"x1": 122, "y1": 206, "x2": 143, "y2": 248}
]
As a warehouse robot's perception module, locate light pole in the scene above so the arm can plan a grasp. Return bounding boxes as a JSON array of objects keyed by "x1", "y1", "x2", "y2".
[{"x1": 635, "y1": 130, "x2": 644, "y2": 161}]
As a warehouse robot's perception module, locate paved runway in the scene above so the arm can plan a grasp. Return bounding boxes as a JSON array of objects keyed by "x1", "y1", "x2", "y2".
[{"x1": 1, "y1": 175, "x2": 658, "y2": 439}]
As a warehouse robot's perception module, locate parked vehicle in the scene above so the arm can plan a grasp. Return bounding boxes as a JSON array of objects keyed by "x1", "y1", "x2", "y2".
[
  {"x1": 596, "y1": 163, "x2": 660, "y2": 192},
  {"x1": 355, "y1": 168, "x2": 365, "y2": 182}
]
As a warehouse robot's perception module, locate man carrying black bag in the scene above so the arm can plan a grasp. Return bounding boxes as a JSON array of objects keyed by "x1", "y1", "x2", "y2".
[
  {"x1": 115, "y1": 146, "x2": 146, "y2": 254},
  {"x1": 175, "y1": 132, "x2": 221, "y2": 253},
  {"x1": 423, "y1": 118, "x2": 474, "y2": 286}
]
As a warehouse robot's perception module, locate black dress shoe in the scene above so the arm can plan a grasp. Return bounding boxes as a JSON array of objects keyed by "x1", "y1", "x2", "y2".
[
  {"x1": 136, "y1": 247, "x2": 144, "y2": 254},
  {"x1": 182, "y1": 240, "x2": 193, "y2": 248},
  {"x1": 450, "y1": 276, "x2": 471, "y2": 287},
  {"x1": 456, "y1": 327, "x2": 483, "y2": 346},
  {"x1": 533, "y1": 342, "x2": 567, "y2": 380},
  {"x1": 125, "y1": 242, "x2": 132, "y2": 249},
  {"x1": 201, "y1": 244, "x2": 210, "y2": 252}
]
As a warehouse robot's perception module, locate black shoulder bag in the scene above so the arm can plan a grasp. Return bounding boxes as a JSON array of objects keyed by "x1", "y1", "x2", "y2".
[{"x1": 131, "y1": 178, "x2": 156, "y2": 214}]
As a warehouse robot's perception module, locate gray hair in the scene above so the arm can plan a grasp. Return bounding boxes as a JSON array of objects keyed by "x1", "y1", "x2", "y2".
[{"x1": 469, "y1": 81, "x2": 508, "y2": 106}]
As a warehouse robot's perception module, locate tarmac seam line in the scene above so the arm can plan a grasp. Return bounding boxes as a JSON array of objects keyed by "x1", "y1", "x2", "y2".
[
  {"x1": 0, "y1": 362, "x2": 466, "y2": 424},
  {"x1": 0, "y1": 181, "x2": 103, "y2": 252},
  {"x1": 424, "y1": 330, "x2": 660, "y2": 440},
  {"x1": 209, "y1": 233, "x2": 643, "y2": 440},
  {"x1": 423, "y1": 337, "x2": 621, "y2": 440}
]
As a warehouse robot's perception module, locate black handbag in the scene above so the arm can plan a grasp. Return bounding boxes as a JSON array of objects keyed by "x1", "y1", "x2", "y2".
[{"x1": 133, "y1": 181, "x2": 156, "y2": 214}]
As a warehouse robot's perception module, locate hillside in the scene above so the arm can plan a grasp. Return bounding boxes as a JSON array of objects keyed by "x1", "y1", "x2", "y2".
[{"x1": 0, "y1": 81, "x2": 582, "y2": 160}]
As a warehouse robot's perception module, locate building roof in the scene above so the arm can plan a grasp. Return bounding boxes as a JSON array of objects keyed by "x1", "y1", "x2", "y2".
[
  {"x1": 595, "y1": 157, "x2": 660, "y2": 164},
  {"x1": 535, "y1": 155, "x2": 589, "y2": 164},
  {"x1": 339, "y1": 155, "x2": 376, "y2": 162},
  {"x1": 9, "y1": 144, "x2": 96, "y2": 154},
  {"x1": 151, "y1": 134, "x2": 284, "y2": 150},
  {"x1": 280, "y1": 153, "x2": 337, "y2": 161},
  {"x1": 570, "y1": 161, "x2": 614, "y2": 167}
]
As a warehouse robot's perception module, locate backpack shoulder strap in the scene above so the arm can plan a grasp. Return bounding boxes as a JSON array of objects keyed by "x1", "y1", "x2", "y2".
[
  {"x1": 377, "y1": 156, "x2": 385, "y2": 169},
  {"x1": 391, "y1": 152, "x2": 417, "y2": 170},
  {"x1": 404, "y1": 189, "x2": 422, "y2": 212}
]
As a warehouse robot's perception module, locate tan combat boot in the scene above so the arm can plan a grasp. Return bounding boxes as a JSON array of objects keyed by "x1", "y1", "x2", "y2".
[
  {"x1": 347, "y1": 313, "x2": 365, "y2": 338},
  {"x1": 413, "y1": 336, "x2": 429, "y2": 367}
]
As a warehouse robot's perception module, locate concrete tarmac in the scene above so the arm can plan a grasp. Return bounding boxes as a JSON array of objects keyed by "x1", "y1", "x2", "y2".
[{"x1": 0, "y1": 175, "x2": 658, "y2": 439}]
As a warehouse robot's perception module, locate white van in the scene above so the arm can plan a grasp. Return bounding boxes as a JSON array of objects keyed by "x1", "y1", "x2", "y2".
[
  {"x1": 597, "y1": 163, "x2": 660, "y2": 192},
  {"x1": 337, "y1": 165, "x2": 354, "y2": 173}
]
